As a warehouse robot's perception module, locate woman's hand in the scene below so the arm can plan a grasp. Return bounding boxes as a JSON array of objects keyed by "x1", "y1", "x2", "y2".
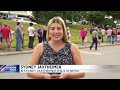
[
  {"x1": 58, "y1": 73, "x2": 69, "y2": 79},
  {"x1": 42, "y1": 73, "x2": 51, "y2": 79},
  {"x1": 50, "y1": 74, "x2": 60, "y2": 79}
]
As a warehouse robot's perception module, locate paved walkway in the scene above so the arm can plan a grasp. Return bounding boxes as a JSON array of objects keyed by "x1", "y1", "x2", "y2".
[
  {"x1": 0, "y1": 42, "x2": 120, "y2": 56},
  {"x1": 78, "y1": 42, "x2": 120, "y2": 49}
]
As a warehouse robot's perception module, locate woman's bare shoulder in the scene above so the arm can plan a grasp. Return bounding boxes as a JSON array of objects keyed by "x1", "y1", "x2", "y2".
[
  {"x1": 71, "y1": 43, "x2": 79, "y2": 49},
  {"x1": 70, "y1": 43, "x2": 80, "y2": 53},
  {"x1": 36, "y1": 42, "x2": 44, "y2": 47},
  {"x1": 34, "y1": 42, "x2": 44, "y2": 52}
]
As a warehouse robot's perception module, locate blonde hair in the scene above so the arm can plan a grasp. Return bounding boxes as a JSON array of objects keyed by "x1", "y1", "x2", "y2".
[
  {"x1": 67, "y1": 27, "x2": 70, "y2": 30},
  {"x1": 46, "y1": 16, "x2": 68, "y2": 43}
]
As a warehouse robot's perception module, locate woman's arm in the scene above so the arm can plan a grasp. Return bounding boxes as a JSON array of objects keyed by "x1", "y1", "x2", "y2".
[
  {"x1": 27, "y1": 43, "x2": 51, "y2": 79},
  {"x1": 69, "y1": 43, "x2": 85, "y2": 78},
  {"x1": 59, "y1": 43, "x2": 85, "y2": 79}
]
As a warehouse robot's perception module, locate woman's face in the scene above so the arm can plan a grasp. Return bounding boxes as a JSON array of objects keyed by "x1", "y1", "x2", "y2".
[{"x1": 49, "y1": 23, "x2": 63, "y2": 41}]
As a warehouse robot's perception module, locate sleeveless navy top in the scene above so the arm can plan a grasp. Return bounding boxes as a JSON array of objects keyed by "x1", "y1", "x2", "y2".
[{"x1": 40, "y1": 41, "x2": 74, "y2": 65}]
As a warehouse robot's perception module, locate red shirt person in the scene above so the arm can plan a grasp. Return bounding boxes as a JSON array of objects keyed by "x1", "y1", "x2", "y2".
[{"x1": 0, "y1": 23, "x2": 10, "y2": 49}]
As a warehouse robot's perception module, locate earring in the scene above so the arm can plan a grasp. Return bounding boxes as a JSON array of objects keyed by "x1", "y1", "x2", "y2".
[{"x1": 48, "y1": 36, "x2": 51, "y2": 40}]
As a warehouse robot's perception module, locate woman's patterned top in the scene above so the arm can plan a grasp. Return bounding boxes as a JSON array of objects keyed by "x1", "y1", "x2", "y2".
[{"x1": 40, "y1": 41, "x2": 74, "y2": 65}]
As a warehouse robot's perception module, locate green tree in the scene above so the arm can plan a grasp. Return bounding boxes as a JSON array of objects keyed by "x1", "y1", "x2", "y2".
[
  {"x1": 103, "y1": 18, "x2": 116, "y2": 27},
  {"x1": 33, "y1": 11, "x2": 67, "y2": 24},
  {"x1": 86, "y1": 11, "x2": 105, "y2": 25},
  {"x1": 104, "y1": 11, "x2": 120, "y2": 20}
]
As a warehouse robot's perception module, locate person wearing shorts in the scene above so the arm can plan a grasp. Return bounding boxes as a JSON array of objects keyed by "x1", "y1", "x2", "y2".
[
  {"x1": 1, "y1": 23, "x2": 10, "y2": 50},
  {"x1": 2, "y1": 38, "x2": 10, "y2": 48}
]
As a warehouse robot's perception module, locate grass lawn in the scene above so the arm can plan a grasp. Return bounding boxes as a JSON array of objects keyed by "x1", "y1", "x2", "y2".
[
  {"x1": 68, "y1": 24, "x2": 91, "y2": 44},
  {"x1": 0, "y1": 19, "x2": 107, "y2": 48}
]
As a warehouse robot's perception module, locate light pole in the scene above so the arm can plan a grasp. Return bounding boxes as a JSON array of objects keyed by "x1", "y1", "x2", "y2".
[
  {"x1": 72, "y1": 11, "x2": 74, "y2": 22},
  {"x1": 8, "y1": 11, "x2": 10, "y2": 19}
]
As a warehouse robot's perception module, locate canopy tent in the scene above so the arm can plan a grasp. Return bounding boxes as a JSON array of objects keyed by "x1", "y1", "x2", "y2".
[{"x1": 0, "y1": 11, "x2": 32, "y2": 16}]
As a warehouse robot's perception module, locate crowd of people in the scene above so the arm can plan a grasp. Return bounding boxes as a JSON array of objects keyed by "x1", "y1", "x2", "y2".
[
  {"x1": 0, "y1": 19, "x2": 120, "y2": 52},
  {"x1": 2, "y1": 16, "x2": 120, "y2": 79},
  {"x1": 0, "y1": 19, "x2": 72, "y2": 51},
  {"x1": 79, "y1": 25, "x2": 120, "y2": 50},
  {"x1": 0, "y1": 21, "x2": 48, "y2": 51},
  {"x1": 0, "y1": 18, "x2": 120, "y2": 52},
  {"x1": 0, "y1": 23, "x2": 11, "y2": 50}
]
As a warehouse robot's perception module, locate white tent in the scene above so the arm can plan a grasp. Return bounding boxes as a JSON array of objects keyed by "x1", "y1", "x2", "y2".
[{"x1": 0, "y1": 11, "x2": 33, "y2": 16}]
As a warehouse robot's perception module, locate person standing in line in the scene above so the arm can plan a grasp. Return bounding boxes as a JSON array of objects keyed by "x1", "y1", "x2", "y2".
[
  {"x1": 20, "y1": 25, "x2": 24, "y2": 48},
  {"x1": 89, "y1": 27, "x2": 94, "y2": 43},
  {"x1": 67, "y1": 27, "x2": 71, "y2": 40},
  {"x1": 27, "y1": 16, "x2": 85, "y2": 79},
  {"x1": 106, "y1": 27, "x2": 112, "y2": 43},
  {"x1": 37, "y1": 26, "x2": 42, "y2": 43},
  {"x1": 0, "y1": 23, "x2": 10, "y2": 50},
  {"x1": 97, "y1": 28, "x2": 102, "y2": 44},
  {"x1": 90, "y1": 27, "x2": 99, "y2": 50},
  {"x1": 111, "y1": 28, "x2": 116, "y2": 44},
  {"x1": 114, "y1": 28, "x2": 118, "y2": 42},
  {"x1": 117, "y1": 28, "x2": 120, "y2": 43},
  {"x1": 8, "y1": 26, "x2": 14, "y2": 49},
  {"x1": 101, "y1": 27, "x2": 106, "y2": 42},
  {"x1": 0, "y1": 22, "x2": 3, "y2": 49},
  {"x1": 42, "y1": 25, "x2": 47, "y2": 42},
  {"x1": 14, "y1": 22, "x2": 23, "y2": 51},
  {"x1": 27, "y1": 23, "x2": 35, "y2": 49},
  {"x1": 84, "y1": 28, "x2": 88, "y2": 43}
]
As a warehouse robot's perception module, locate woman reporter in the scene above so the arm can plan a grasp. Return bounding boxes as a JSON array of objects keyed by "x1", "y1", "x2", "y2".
[{"x1": 27, "y1": 16, "x2": 85, "y2": 79}]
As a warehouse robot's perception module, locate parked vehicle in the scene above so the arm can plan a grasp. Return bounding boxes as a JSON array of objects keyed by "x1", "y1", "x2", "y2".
[
  {"x1": 0, "y1": 15, "x2": 7, "y2": 19},
  {"x1": 116, "y1": 23, "x2": 120, "y2": 28},
  {"x1": 12, "y1": 17, "x2": 37, "y2": 24}
]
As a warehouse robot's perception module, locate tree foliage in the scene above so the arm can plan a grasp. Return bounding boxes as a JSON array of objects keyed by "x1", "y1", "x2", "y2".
[
  {"x1": 86, "y1": 11, "x2": 105, "y2": 25},
  {"x1": 32, "y1": 11, "x2": 117, "y2": 26},
  {"x1": 103, "y1": 18, "x2": 116, "y2": 27},
  {"x1": 104, "y1": 11, "x2": 120, "y2": 20}
]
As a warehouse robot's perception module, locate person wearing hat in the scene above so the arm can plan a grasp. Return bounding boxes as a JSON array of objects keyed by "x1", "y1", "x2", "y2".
[{"x1": 90, "y1": 27, "x2": 99, "y2": 50}]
